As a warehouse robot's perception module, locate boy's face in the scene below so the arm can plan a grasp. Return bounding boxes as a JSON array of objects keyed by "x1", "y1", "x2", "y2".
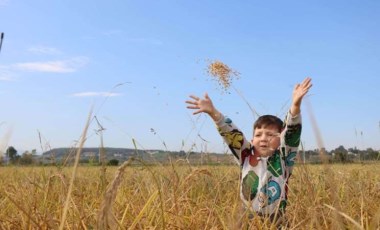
[{"x1": 251, "y1": 125, "x2": 281, "y2": 157}]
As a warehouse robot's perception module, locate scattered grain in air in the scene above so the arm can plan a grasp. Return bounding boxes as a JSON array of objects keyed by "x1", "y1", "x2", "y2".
[{"x1": 207, "y1": 60, "x2": 240, "y2": 93}]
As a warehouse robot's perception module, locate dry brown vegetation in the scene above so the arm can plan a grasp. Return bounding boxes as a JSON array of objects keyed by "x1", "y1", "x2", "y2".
[{"x1": 0, "y1": 161, "x2": 379, "y2": 229}]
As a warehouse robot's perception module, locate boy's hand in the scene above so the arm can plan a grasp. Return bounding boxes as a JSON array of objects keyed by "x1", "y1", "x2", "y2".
[
  {"x1": 291, "y1": 77, "x2": 312, "y2": 116},
  {"x1": 186, "y1": 93, "x2": 221, "y2": 121}
]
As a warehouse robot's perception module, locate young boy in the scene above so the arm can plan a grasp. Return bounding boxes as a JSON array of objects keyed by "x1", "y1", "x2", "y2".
[{"x1": 186, "y1": 77, "x2": 312, "y2": 224}]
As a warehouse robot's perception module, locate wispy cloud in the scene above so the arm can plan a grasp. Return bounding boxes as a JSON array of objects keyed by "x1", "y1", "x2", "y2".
[
  {"x1": 102, "y1": 29, "x2": 123, "y2": 37},
  {"x1": 81, "y1": 35, "x2": 96, "y2": 40},
  {"x1": 28, "y1": 46, "x2": 62, "y2": 55},
  {"x1": 15, "y1": 61, "x2": 74, "y2": 73},
  {"x1": 0, "y1": 0, "x2": 9, "y2": 7},
  {"x1": 81, "y1": 30, "x2": 163, "y2": 45},
  {"x1": 13, "y1": 56, "x2": 89, "y2": 73},
  {"x1": 0, "y1": 75, "x2": 14, "y2": 81},
  {"x1": 71, "y1": 92, "x2": 122, "y2": 97},
  {"x1": 102, "y1": 29, "x2": 162, "y2": 45},
  {"x1": 0, "y1": 66, "x2": 16, "y2": 81},
  {"x1": 81, "y1": 30, "x2": 123, "y2": 40},
  {"x1": 126, "y1": 38, "x2": 163, "y2": 46}
]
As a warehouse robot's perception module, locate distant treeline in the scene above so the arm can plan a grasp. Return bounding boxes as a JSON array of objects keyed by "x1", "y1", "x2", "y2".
[
  {"x1": 303, "y1": 145, "x2": 379, "y2": 163},
  {"x1": 1, "y1": 145, "x2": 379, "y2": 166}
]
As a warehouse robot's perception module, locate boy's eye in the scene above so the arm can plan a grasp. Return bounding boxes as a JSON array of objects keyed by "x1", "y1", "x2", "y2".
[{"x1": 268, "y1": 132, "x2": 280, "y2": 137}]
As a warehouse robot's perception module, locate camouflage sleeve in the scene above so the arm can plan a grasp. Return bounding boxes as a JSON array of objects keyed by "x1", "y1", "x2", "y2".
[
  {"x1": 215, "y1": 114, "x2": 252, "y2": 165},
  {"x1": 281, "y1": 111, "x2": 302, "y2": 171}
]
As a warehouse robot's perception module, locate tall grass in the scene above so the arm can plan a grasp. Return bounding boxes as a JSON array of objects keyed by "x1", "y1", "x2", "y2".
[{"x1": 0, "y1": 162, "x2": 379, "y2": 229}]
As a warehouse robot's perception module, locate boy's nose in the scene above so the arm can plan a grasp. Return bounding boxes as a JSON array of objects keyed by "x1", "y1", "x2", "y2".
[{"x1": 261, "y1": 135, "x2": 272, "y2": 142}]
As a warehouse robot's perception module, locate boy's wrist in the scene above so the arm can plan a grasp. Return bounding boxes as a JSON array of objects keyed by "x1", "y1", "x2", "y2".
[
  {"x1": 290, "y1": 105, "x2": 300, "y2": 116},
  {"x1": 292, "y1": 100, "x2": 301, "y2": 107},
  {"x1": 209, "y1": 110, "x2": 221, "y2": 122}
]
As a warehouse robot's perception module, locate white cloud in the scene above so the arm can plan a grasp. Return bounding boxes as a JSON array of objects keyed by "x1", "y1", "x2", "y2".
[
  {"x1": 71, "y1": 92, "x2": 122, "y2": 97},
  {"x1": 14, "y1": 56, "x2": 89, "y2": 73},
  {"x1": 15, "y1": 61, "x2": 74, "y2": 73},
  {"x1": 0, "y1": 75, "x2": 14, "y2": 81},
  {"x1": 28, "y1": 46, "x2": 62, "y2": 55}
]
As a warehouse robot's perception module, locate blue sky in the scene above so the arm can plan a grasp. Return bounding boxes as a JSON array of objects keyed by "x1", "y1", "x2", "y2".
[{"x1": 1, "y1": 0, "x2": 379, "y2": 154}]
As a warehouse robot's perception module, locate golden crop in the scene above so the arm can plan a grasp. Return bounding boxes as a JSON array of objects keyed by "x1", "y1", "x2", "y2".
[{"x1": 0, "y1": 163, "x2": 379, "y2": 229}]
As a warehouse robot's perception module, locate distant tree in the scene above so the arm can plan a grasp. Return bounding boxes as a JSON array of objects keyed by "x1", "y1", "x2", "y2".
[
  {"x1": 334, "y1": 151, "x2": 349, "y2": 163},
  {"x1": 348, "y1": 147, "x2": 359, "y2": 154},
  {"x1": 179, "y1": 150, "x2": 186, "y2": 157},
  {"x1": 358, "y1": 150, "x2": 366, "y2": 161},
  {"x1": 335, "y1": 145, "x2": 348, "y2": 154},
  {"x1": 6, "y1": 146, "x2": 19, "y2": 164},
  {"x1": 108, "y1": 159, "x2": 119, "y2": 166},
  {"x1": 79, "y1": 159, "x2": 90, "y2": 164},
  {"x1": 88, "y1": 157, "x2": 97, "y2": 166},
  {"x1": 320, "y1": 149, "x2": 326, "y2": 155},
  {"x1": 20, "y1": 151, "x2": 34, "y2": 165},
  {"x1": 333, "y1": 145, "x2": 350, "y2": 163},
  {"x1": 366, "y1": 148, "x2": 378, "y2": 160}
]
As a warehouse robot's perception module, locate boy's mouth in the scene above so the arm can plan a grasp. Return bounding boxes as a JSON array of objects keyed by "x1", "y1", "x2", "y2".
[{"x1": 258, "y1": 146, "x2": 275, "y2": 157}]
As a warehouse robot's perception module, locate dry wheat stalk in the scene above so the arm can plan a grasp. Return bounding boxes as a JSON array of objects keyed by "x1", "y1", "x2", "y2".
[
  {"x1": 59, "y1": 109, "x2": 93, "y2": 230},
  {"x1": 97, "y1": 158, "x2": 133, "y2": 229}
]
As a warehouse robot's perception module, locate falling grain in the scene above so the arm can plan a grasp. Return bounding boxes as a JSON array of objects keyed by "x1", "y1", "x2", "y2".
[{"x1": 207, "y1": 60, "x2": 240, "y2": 93}]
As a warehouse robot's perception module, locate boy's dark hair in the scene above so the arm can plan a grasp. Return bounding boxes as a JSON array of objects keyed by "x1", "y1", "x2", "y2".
[{"x1": 253, "y1": 115, "x2": 283, "y2": 132}]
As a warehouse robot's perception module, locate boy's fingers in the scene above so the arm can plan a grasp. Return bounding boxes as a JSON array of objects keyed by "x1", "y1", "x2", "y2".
[
  {"x1": 185, "y1": 100, "x2": 197, "y2": 105},
  {"x1": 294, "y1": 84, "x2": 300, "y2": 90},
  {"x1": 189, "y1": 95, "x2": 200, "y2": 101},
  {"x1": 187, "y1": 105, "x2": 199, "y2": 109},
  {"x1": 302, "y1": 77, "x2": 312, "y2": 86},
  {"x1": 302, "y1": 82, "x2": 312, "y2": 91},
  {"x1": 204, "y1": 92, "x2": 210, "y2": 99}
]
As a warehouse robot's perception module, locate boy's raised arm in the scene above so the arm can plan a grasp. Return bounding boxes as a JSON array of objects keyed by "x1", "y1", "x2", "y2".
[
  {"x1": 290, "y1": 77, "x2": 312, "y2": 116},
  {"x1": 186, "y1": 93, "x2": 222, "y2": 122},
  {"x1": 282, "y1": 77, "x2": 312, "y2": 151},
  {"x1": 186, "y1": 93, "x2": 251, "y2": 164}
]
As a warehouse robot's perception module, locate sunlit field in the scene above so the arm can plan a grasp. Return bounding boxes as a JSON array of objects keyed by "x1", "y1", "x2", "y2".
[{"x1": 0, "y1": 162, "x2": 379, "y2": 229}]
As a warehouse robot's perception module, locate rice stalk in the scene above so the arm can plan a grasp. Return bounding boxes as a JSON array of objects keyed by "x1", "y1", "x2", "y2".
[
  {"x1": 305, "y1": 99, "x2": 328, "y2": 163},
  {"x1": 0, "y1": 128, "x2": 12, "y2": 162},
  {"x1": 119, "y1": 203, "x2": 130, "y2": 228},
  {"x1": 59, "y1": 108, "x2": 93, "y2": 230},
  {"x1": 369, "y1": 204, "x2": 380, "y2": 229},
  {"x1": 133, "y1": 158, "x2": 166, "y2": 229},
  {"x1": 128, "y1": 190, "x2": 159, "y2": 229},
  {"x1": 181, "y1": 168, "x2": 212, "y2": 187},
  {"x1": 214, "y1": 208, "x2": 228, "y2": 230},
  {"x1": 4, "y1": 192, "x2": 40, "y2": 227},
  {"x1": 97, "y1": 158, "x2": 134, "y2": 229},
  {"x1": 324, "y1": 204, "x2": 363, "y2": 230}
]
